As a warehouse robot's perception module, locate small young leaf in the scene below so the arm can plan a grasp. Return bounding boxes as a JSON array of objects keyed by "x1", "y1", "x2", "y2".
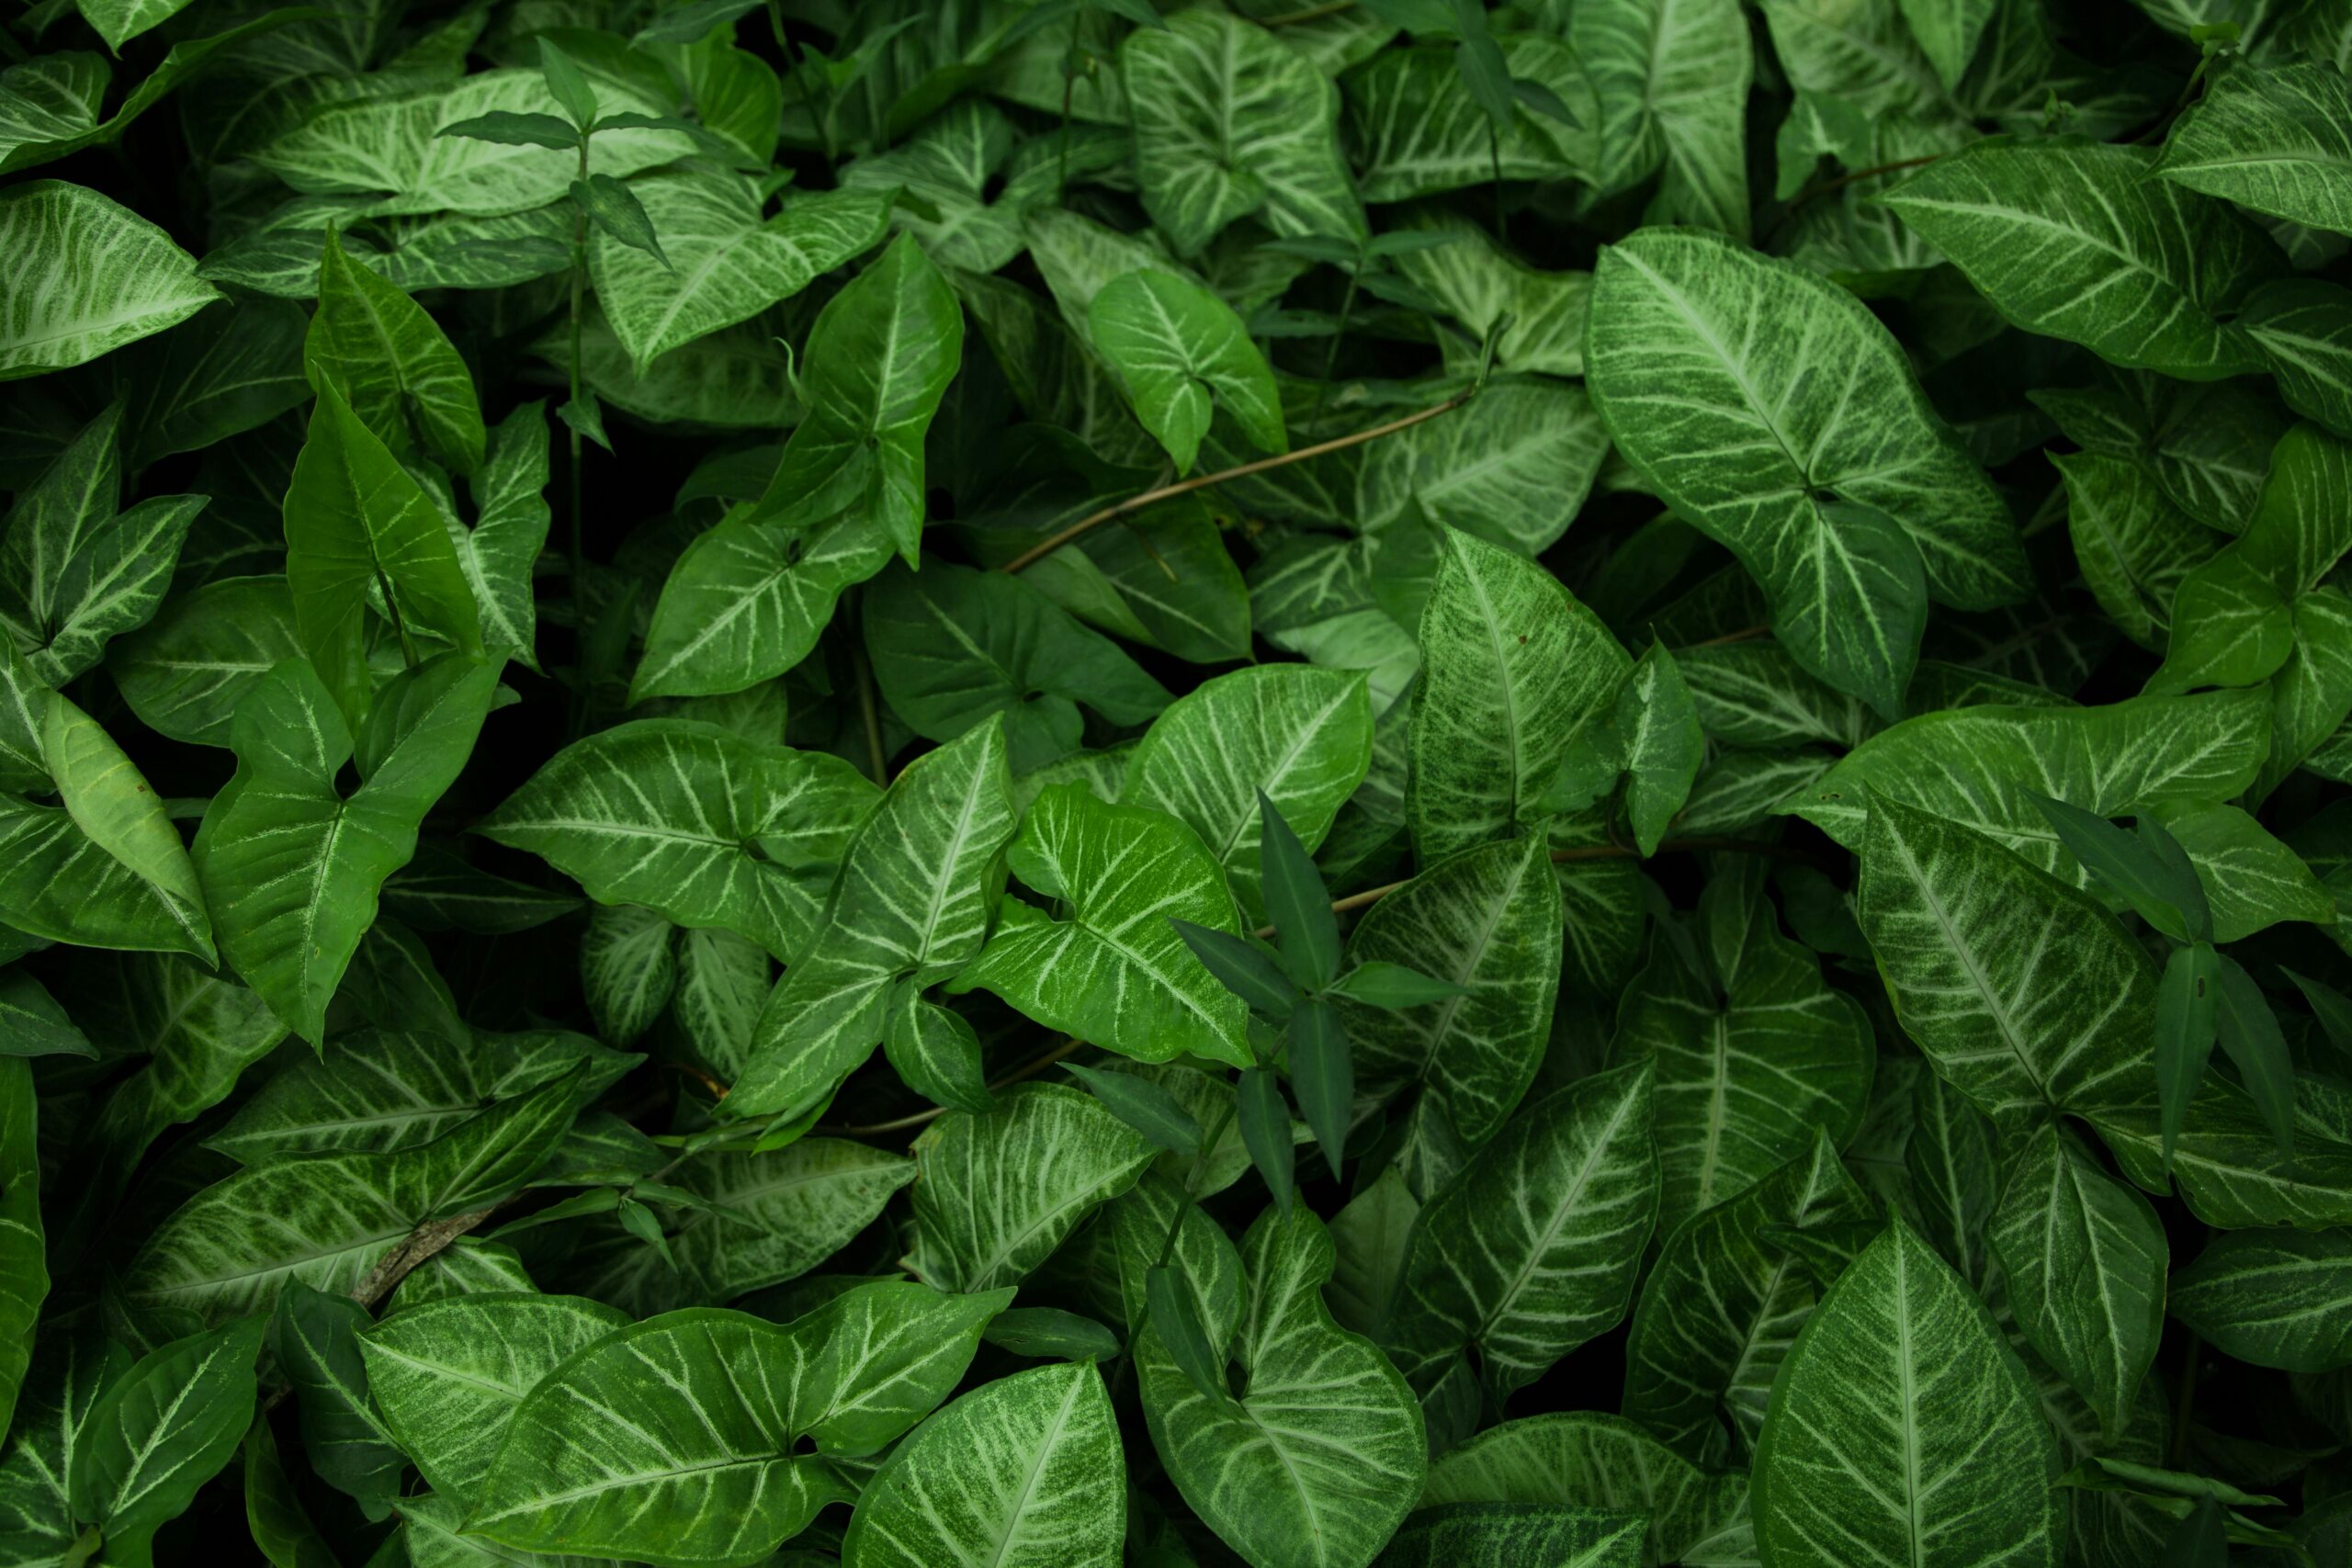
[
  {"x1": 1064, "y1": 1062, "x2": 1203, "y2": 1156},
  {"x1": 1144, "y1": 1263, "x2": 1228, "y2": 1405},
  {"x1": 884, "y1": 996, "x2": 992, "y2": 1113},
  {"x1": 435, "y1": 110, "x2": 581, "y2": 150},
  {"x1": 1323, "y1": 961, "x2": 1471, "y2": 1010},
  {"x1": 2211, "y1": 953, "x2": 2297, "y2": 1163},
  {"x1": 1237, "y1": 1066, "x2": 1295, "y2": 1211},
  {"x1": 2029, "y1": 794, "x2": 2201, "y2": 942},
  {"x1": 1257, "y1": 791, "x2": 1340, "y2": 990},
  {"x1": 1170, "y1": 919, "x2": 1297, "y2": 1019},
  {"x1": 982, "y1": 1308, "x2": 1123, "y2": 1362},
  {"x1": 570, "y1": 174, "x2": 670, "y2": 270},
  {"x1": 2156, "y1": 942, "x2": 2222, "y2": 1175},
  {"x1": 537, "y1": 38, "x2": 600, "y2": 130},
  {"x1": 1286, "y1": 998, "x2": 1351, "y2": 1181}
]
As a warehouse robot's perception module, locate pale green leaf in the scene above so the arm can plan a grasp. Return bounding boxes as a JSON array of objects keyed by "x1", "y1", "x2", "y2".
[{"x1": 0, "y1": 181, "x2": 218, "y2": 381}]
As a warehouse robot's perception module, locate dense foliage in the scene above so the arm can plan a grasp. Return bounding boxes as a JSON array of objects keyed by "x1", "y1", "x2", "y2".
[{"x1": 6, "y1": 0, "x2": 2352, "y2": 1562}]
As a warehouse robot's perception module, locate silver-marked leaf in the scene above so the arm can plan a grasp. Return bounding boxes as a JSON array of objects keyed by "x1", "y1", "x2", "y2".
[
  {"x1": 209, "y1": 1024, "x2": 628, "y2": 1162},
  {"x1": 466, "y1": 1282, "x2": 1011, "y2": 1567},
  {"x1": 864, "y1": 561, "x2": 1171, "y2": 772},
  {"x1": 663, "y1": 1139, "x2": 914, "y2": 1303},
  {"x1": 1856, "y1": 794, "x2": 2157, "y2": 1130},
  {"x1": 2058, "y1": 450, "x2": 2228, "y2": 652},
  {"x1": 254, "y1": 70, "x2": 695, "y2": 219},
  {"x1": 731, "y1": 718, "x2": 1016, "y2": 1118},
  {"x1": 1120, "y1": 9, "x2": 1363, "y2": 256},
  {"x1": 950, "y1": 784, "x2": 1250, "y2": 1068},
  {"x1": 1752, "y1": 1219, "x2": 2062, "y2": 1568},
  {"x1": 1340, "y1": 837, "x2": 1563, "y2": 1146},
  {"x1": 66, "y1": 1317, "x2": 265, "y2": 1561},
  {"x1": 195, "y1": 656, "x2": 498, "y2": 1042},
  {"x1": 906, "y1": 1083, "x2": 1154, "y2": 1294},
  {"x1": 592, "y1": 175, "x2": 890, "y2": 378},
  {"x1": 1880, "y1": 139, "x2": 2286, "y2": 379},
  {"x1": 478, "y1": 718, "x2": 880, "y2": 960},
  {"x1": 122, "y1": 1070, "x2": 579, "y2": 1328},
  {"x1": 1420, "y1": 1411, "x2": 1752, "y2": 1566},
  {"x1": 1622, "y1": 1133, "x2": 1876, "y2": 1460},
  {"x1": 1574, "y1": 0, "x2": 1753, "y2": 235},
  {"x1": 1357, "y1": 382, "x2": 1609, "y2": 561},
  {"x1": 1792, "y1": 688, "x2": 2272, "y2": 901},
  {"x1": 1612, "y1": 861, "x2": 1871, "y2": 1232},
  {"x1": 580, "y1": 903, "x2": 677, "y2": 1044},
  {"x1": 633, "y1": 502, "x2": 896, "y2": 703},
  {"x1": 1587, "y1": 227, "x2": 2027, "y2": 714},
  {"x1": 1386, "y1": 1061, "x2": 1659, "y2": 1400},
  {"x1": 109, "y1": 574, "x2": 304, "y2": 747},
  {"x1": 0, "y1": 181, "x2": 218, "y2": 380},
  {"x1": 307, "y1": 226, "x2": 485, "y2": 473},
  {"x1": 1090, "y1": 269, "x2": 1285, "y2": 474},
  {"x1": 1138, "y1": 1203, "x2": 1424, "y2": 1568},
  {"x1": 1407, "y1": 527, "x2": 1629, "y2": 861},
  {"x1": 1989, "y1": 1124, "x2": 2168, "y2": 1438},
  {"x1": 840, "y1": 1360, "x2": 1124, "y2": 1568},
  {"x1": 1346, "y1": 37, "x2": 1600, "y2": 201},
  {"x1": 738, "y1": 233, "x2": 962, "y2": 565},
  {"x1": 361, "y1": 1292, "x2": 628, "y2": 1504},
  {"x1": 2241, "y1": 278, "x2": 2352, "y2": 439},
  {"x1": 2153, "y1": 58, "x2": 2352, "y2": 237},
  {"x1": 1123, "y1": 664, "x2": 1372, "y2": 925},
  {"x1": 0, "y1": 1060, "x2": 40, "y2": 1439},
  {"x1": 444, "y1": 400, "x2": 552, "y2": 673},
  {"x1": 2170, "y1": 1227, "x2": 2352, "y2": 1373}
]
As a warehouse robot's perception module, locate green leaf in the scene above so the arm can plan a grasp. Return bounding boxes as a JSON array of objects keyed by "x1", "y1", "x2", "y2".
[
  {"x1": 1340, "y1": 837, "x2": 1563, "y2": 1145},
  {"x1": 282, "y1": 376, "x2": 483, "y2": 726},
  {"x1": 1752, "y1": 1220, "x2": 2063, "y2": 1568},
  {"x1": 444, "y1": 400, "x2": 553, "y2": 673},
  {"x1": 269, "y1": 1282, "x2": 403, "y2": 1518},
  {"x1": 1346, "y1": 36, "x2": 1600, "y2": 201},
  {"x1": 0, "y1": 972, "x2": 93, "y2": 1059},
  {"x1": 195, "y1": 655, "x2": 498, "y2": 1042},
  {"x1": 2029, "y1": 793, "x2": 2209, "y2": 942},
  {"x1": 360, "y1": 1292, "x2": 633, "y2": 1502},
  {"x1": 0, "y1": 181, "x2": 218, "y2": 380},
  {"x1": 906, "y1": 1083, "x2": 1154, "y2": 1293},
  {"x1": 2153, "y1": 58, "x2": 2352, "y2": 236},
  {"x1": 0, "y1": 404, "x2": 206, "y2": 687},
  {"x1": 1587, "y1": 227, "x2": 2027, "y2": 714},
  {"x1": 864, "y1": 561, "x2": 1171, "y2": 772},
  {"x1": 1170, "y1": 921, "x2": 1298, "y2": 1019},
  {"x1": 110, "y1": 575, "x2": 304, "y2": 750},
  {"x1": 1791, "y1": 688, "x2": 2273, "y2": 896},
  {"x1": 730, "y1": 717, "x2": 1015, "y2": 1116},
  {"x1": 883, "y1": 996, "x2": 990, "y2": 1113},
  {"x1": 1855, "y1": 793, "x2": 2157, "y2": 1131},
  {"x1": 1989, "y1": 1124, "x2": 2168, "y2": 1438},
  {"x1": 1408, "y1": 527, "x2": 1630, "y2": 861},
  {"x1": 1622, "y1": 1133, "x2": 1875, "y2": 1458},
  {"x1": 1237, "y1": 1065, "x2": 1295, "y2": 1208},
  {"x1": 67, "y1": 1317, "x2": 264, "y2": 1560},
  {"x1": 2211, "y1": 951, "x2": 2297, "y2": 1162},
  {"x1": 840, "y1": 1359, "x2": 1125, "y2": 1568},
  {"x1": 43, "y1": 693, "x2": 211, "y2": 956},
  {"x1": 735, "y1": 233, "x2": 962, "y2": 566},
  {"x1": 1065, "y1": 1061, "x2": 1204, "y2": 1156},
  {"x1": 122, "y1": 1069, "x2": 579, "y2": 1327},
  {"x1": 951, "y1": 784, "x2": 1250, "y2": 1068},
  {"x1": 307, "y1": 227, "x2": 485, "y2": 474},
  {"x1": 1118, "y1": 9, "x2": 1363, "y2": 256},
  {"x1": 2057, "y1": 450, "x2": 2227, "y2": 652},
  {"x1": 466, "y1": 1282, "x2": 1011, "y2": 1567},
  {"x1": 1613, "y1": 862, "x2": 1871, "y2": 1233},
  {"x1": 435, "y1": 109, "x2": 580, "y2": 150},
  {"x1": 255, "y1": 72, "x2": 695, "y2": 220},
  {"x1": 0, "y1": 1059, "x2": 42, "y2": 1438},
  {"x1": 580, "y1": 903, "x2": 678, "y2": 1043},
  {"x1": 1615, "y1": 640, "x2": 1703, "y2": 856},
  {"x1": 1138, "y1": 1203, "x2": 1424, "y2": 1568},
  {"x1": 592, "y1": 176, "x2": 889, "y2": 378},
  {"x1": 1880, "y1": 139, "x2": 2285, "y2": 379},
  {"x1": 1573, "y1": 0, "x2": 1753, "y2": 235},
  {"x1": 1089, "y1": 270, "x2": 1285, "y2": 474},
  {"x1": 1386, "y1": 1061, "x2": 1658, "y2": 1400},
  {"x1": 537, "y1": 37, "x2": 600, "y2": 129},
  {"x1": 209, "y1": 1024, "x2": 626, "y2": 1162},
  {"x1": 1421, "y1": 1411, "x2": 1752, "y2": 1565},
  {"x1": 1123, "y1": 665, "x2": 1371, "y2": 928},
  {"x1": 1359, "y1": 381, "x2": 1611, "y2": 559},
  {"x1": 2170, "y1": 1227, "x2": 2352, "y2": 1373},
  {"x1": 478, "y1": 718, "x2": 879, "y2": 961},
  {"x1": 2240, "y1": 278, "x2": 2352, "y2": 439}
]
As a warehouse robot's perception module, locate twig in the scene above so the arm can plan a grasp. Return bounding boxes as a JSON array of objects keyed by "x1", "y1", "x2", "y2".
[
  {"x1": 999, "y1": 387, "x2": 1478, "y2": 575},
  {"x1": 1683, "y1": 623, "x2": 1771, "y2": 650},
  {"x1": 812, "y1": 1036, "x2": 1089, "y2": 1138},
  {"x1": 853, "y1": 638, "x2": 888, "y2": 784},
  {"x1": 349, "y1": 1202, "x2": 508, "y2": 1309}
]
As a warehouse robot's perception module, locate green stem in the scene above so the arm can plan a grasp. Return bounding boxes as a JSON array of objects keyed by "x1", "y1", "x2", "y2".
[
  {"x1": 2171, "y1": 1332, "x2": 2202, "y2": 1467},
  {"x1": 375, "y1": 566, "x2": 419, "y2": 668}
]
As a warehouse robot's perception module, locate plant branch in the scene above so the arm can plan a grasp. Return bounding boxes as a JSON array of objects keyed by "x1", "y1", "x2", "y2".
[
  {"x1": 998, "y1": 386, "x2": 1479, "y2": 575},
  {"x1": 1683, "y1": 623, "x2": 1771, "y2": 650},
  {"x1": 348, "y1": 1201, "x2": 508, "y2": 1309}
]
